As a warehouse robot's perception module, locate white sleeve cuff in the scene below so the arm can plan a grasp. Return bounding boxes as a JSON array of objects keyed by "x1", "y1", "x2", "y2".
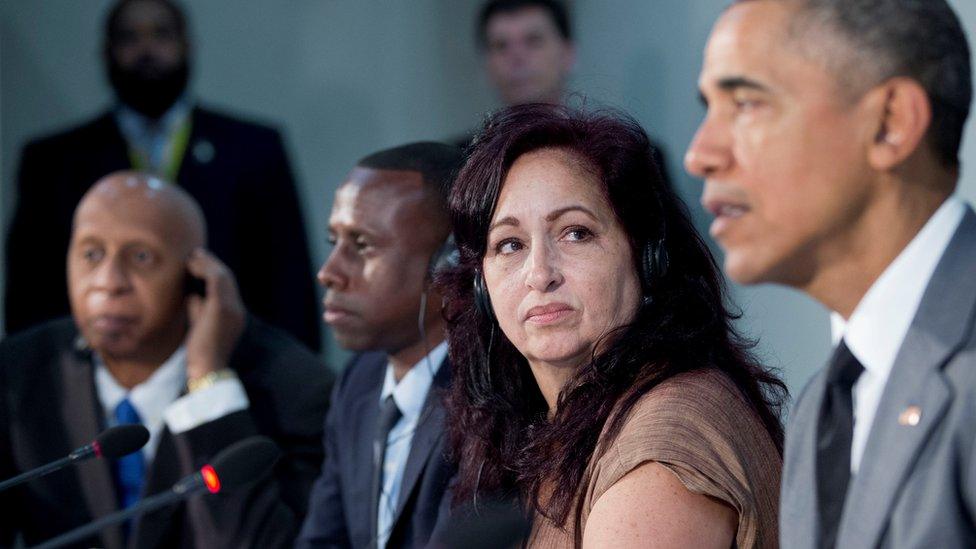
[{"x1": 164, "y1": 378, "x2": 250, "y2": 434}]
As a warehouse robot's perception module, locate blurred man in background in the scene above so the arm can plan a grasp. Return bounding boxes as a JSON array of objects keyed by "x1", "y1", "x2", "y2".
[
  {"x1": 464, "y1": 0, "x2": 671, "y2": 182},
  {"x1": 479, "y1": 0, "x2": 575, "y2": 107},
  {"x1": 6, "y1": 0, "x2": 321, "y2": 351}
]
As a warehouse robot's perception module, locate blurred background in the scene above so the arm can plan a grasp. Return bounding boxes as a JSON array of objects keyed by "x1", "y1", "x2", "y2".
[{"x1": 3, "y1": 0, "x2": 976, "y2": 400}]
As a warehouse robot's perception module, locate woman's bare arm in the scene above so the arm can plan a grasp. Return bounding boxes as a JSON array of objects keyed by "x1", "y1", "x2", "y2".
[{"x1": 583, "y1": 461, "x2": 736, "y2": 548}]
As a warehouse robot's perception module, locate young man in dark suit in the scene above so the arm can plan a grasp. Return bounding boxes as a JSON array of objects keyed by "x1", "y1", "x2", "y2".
[
  {"x1": 686, "y1": 0, "x2": 975, "y2": 546},
  {"x1": 296, "y1": 143, "x2": 462, "y2": 549},
  {"x1": 0, "y1": 171, "x2": 332, "y2": 548},
  {"x1": 6, "y1": 0, "x2": 320, "y2": 350}
]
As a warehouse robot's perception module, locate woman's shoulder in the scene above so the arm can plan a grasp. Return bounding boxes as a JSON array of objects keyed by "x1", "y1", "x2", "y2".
[
  {"x1": 642, "y1": 367, "x2": 746, "y2": 404},
  {"x1": 612, "y1": 368, "x2": 758, "y2": 444},
  {"x1": 583, "y1": 368, "x2": 782, "y2": 548},
  {"x1": 592, "y1": 368, "x2": 777, "y2": 488}
]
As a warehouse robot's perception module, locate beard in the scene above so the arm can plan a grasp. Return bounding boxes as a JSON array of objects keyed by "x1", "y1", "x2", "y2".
[{"x1": 108, "y1": 56, "x2": 190, "y2": 119}]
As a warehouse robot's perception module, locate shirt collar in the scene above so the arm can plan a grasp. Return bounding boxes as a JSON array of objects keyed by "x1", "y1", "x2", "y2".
[
  {"x1": 831, "y1": 196, "x2": 966, "y2": 378},
  {"x1": 94, "y1": 346, "x2": 187, "y2": 429},
  {"x1": 115, "y1": 95, "x2": 191, "y2": 139},
  {"x1": 379, "y1": 340, "x2": 448, "y2": 421}
]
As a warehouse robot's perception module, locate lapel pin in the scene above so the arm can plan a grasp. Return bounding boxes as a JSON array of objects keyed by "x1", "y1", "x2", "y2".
[
  {"x1": 193, "y1": 140, "x2": 215, "y2": 164},
  {"x1": 73, "y1": 335, "x2": 91, "y2": 353},
  {"x1": 898, "y1": 405, "x2": 922, "y2": 426}
]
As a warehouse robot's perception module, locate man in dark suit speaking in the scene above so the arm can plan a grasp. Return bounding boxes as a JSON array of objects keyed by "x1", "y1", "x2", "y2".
[
  {"x1": 0, "y1": 172, "x2": 332, "y2": 548},
  {"x1": 296, "y1": 143, "x2": 462, "y2": 549},
  {"x1": 686, "y1": 0, "x2": 975, "y2": 547},
  {"x1": 6, "y1": 0, "x2": 320, "y2": 350}
]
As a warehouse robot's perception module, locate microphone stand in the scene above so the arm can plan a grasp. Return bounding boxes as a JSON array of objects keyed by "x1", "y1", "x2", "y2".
[
  {"x1": 0, "y1": 445, "x2": 95, "y2": 492},
  {"x1": 31, "y1": 473, "x2": 205, "y2": 549}
]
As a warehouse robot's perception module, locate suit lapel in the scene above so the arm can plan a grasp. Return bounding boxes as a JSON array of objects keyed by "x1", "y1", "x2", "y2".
[
  {"x1": 391, "y1": 360, "x2": 450, "y2": 528},
  {"x1": 781, "y1": 369, "x2": 829, "y2": 549},
  {"x1": 60, "y1": 346, "x2": 124, "y2": 549},
  {"x1": 178, "y1": 107, "x2": 221, "y2": 188},
  {"x1": 87, "y1": 113, "x2": 131, "y2": 183},
  {"x1": 838, "y1": 209, "x2": 976, "y2": 547},
  {"x1": 351, "y1": 356, "x2": 385, "y2": 543},
  {"x1": 176, "y1": 107, "x2": 204, "y2": 183},
  {"x1": 131, "y1": 429, "x2": 183, "y2": 549}
]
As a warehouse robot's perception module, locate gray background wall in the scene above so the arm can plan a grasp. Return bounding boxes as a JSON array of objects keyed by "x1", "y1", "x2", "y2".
[{"x1": 2, "y1": 0, "x2": 975, "y2": 401}]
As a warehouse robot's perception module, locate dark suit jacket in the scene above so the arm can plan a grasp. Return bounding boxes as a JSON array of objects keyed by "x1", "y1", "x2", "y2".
[
  {"x1": 296, "y1": 352, "x2": 455, "y2": 549},
  {"x1": 6, "y1": 106, "x2": 321, "y2": 350},
  {"x1": 0, "y1": 316, "x2": 333, "y2": 549},
  {"x1": 780, "y1": 207, "x2": 976, "y2": 548}
]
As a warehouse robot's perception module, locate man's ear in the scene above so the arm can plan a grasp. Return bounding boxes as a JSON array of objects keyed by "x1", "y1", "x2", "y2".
[{"x1": 866, "y1": 77, "x2": 932, "y2": 170}]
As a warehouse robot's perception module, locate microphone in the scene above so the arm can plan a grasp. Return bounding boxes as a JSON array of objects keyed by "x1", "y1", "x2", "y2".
[
  {"x1": 31, "y1": 436, "x2": 280, "y2": 549},
  {"x1": 0, "y1": 424, "x2": 149, "y2": 493}
]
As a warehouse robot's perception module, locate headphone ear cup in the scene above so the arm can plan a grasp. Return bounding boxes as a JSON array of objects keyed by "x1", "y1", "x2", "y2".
[
  {"x1": 641, "y1": 242, "x2": 655, "y2": 292},
  {"x1": 653, "y1": 238, "x2": 669, "y2": 280},
  {"x1": 428, "y1": 234, "x2": 459, "y2": 279},
  {"x1": 641, "y1": 238, "x2": 669, "y2": 292},
  {"x1": 473, "y1": 271, "x2": 495, "y2": 322}
]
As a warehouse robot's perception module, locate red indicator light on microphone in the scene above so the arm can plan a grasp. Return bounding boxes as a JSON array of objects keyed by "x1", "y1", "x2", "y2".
[{"x1": 201, "y1": 465, "x2": 221, "y2": 494}]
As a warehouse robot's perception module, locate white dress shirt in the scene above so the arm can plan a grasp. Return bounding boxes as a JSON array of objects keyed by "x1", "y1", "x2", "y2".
[
  {"x1": 95, "y1": 346, "x2": 250, "y2": 463},
  {"x1": 830, "y1": 196, "x2": 966, "y2": 473},
  {"x1": 376, "y1": 340, "x2": 448, "y2": 549}
]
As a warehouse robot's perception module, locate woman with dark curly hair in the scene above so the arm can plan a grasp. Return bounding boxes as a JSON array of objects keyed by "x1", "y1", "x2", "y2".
[{"x1": 439, "y1": 103, "x2": 786, "y2": 548}]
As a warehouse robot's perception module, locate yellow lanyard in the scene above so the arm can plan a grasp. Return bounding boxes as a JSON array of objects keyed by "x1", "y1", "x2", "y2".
[{"x1": 127, "y1": 117, "x2": 193, "y2": 182}]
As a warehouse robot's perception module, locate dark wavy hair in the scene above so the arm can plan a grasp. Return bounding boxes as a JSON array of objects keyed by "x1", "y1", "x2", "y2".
[{"x1": 439, "y1": 103, "x2": 787, "y2": 538}]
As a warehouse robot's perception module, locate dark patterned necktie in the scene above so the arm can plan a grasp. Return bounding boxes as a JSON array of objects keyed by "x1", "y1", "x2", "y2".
[
  {"x1": 816, "y1": 341, "x2": 864, "y2": 548},
  {"x1": 370, "y1": 395, "x2": 402, "y2": 549}
]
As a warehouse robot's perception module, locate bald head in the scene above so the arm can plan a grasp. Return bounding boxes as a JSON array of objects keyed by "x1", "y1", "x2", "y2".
[
  {"x1": 68, "y1": 171, "x2": 207, "y2": 363},
  {"x1": 76, "y1": 171, "x2": 206, "y2": 254}
]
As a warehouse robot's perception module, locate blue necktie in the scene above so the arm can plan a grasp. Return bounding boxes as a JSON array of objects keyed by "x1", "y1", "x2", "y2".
[{"x1": 113, "y1": 398, "x2": 145, "y2": 509}]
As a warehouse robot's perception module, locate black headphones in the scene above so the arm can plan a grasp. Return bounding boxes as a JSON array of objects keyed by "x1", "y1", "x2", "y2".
[
  {"x1": 428, "y1": 233, "x2": 459, "y2": 280},
  {"x1": 640, "y1": 236, "x2": 669, "y2": 301},
  {"x1": 639, "y1": 187, "x2": 671, "y2": 301},
  {"x1": 472, "y1": 236, "x2": 669, "y2": 322},
  {"x1": 473, "y1": 269, "x2": 494, "y2": 321}
]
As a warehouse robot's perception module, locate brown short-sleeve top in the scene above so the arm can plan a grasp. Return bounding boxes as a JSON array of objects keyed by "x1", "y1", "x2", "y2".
[{"x1": 528, "y1": 369, "x2": 782, "y2": 548}]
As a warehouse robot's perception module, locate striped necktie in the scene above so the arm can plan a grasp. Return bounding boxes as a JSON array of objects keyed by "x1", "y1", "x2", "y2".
[{"x1": 370, "y1": 395, "x2": 402, "y2": 549}]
